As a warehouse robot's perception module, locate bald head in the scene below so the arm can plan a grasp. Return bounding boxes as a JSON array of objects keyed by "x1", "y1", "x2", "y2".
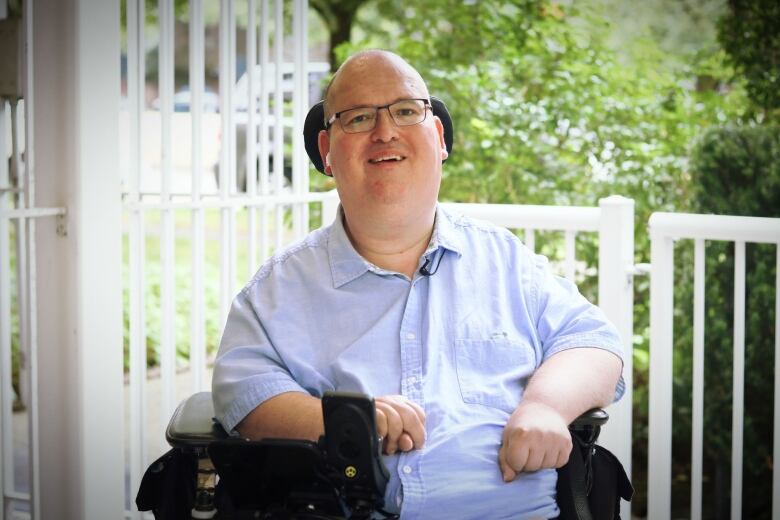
[{"x1": 323, "y1": 50, "x2": 430, "y2": 122}]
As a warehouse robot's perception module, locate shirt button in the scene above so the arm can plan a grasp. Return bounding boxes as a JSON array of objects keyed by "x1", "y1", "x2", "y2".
[
  {"x1": 405, "y1": 332, "x2": 416, "y2": 340},
  {"x1": 407, "y1": 376, "x2": 417, "y2": 385},
  {"x1": 402, "y1": 465, "x2": 413, "y2": 474}
]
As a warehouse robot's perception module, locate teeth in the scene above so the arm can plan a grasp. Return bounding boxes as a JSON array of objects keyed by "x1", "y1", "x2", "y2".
[{"x1": 369, "y1": 155, "x2": 403, "y2": 163}]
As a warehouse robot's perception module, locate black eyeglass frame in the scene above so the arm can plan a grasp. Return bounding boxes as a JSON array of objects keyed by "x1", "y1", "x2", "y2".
[
  {"x1": 303, "y1": 96, "x2": 454, "y2": 174},
  {"x1": 324, "y1": 98, "x2": 433, "y2": 133}
]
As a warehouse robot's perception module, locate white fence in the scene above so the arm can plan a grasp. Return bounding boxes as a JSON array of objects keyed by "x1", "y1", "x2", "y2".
[
  {"x1": 1, "y1": 1, "x2": 67, "y2": 516},
  {"x1": 122, "y1": 0, "x2": 319, "y2": 517},
  {"x1": 647, "y1": 212, "x2": 780, "y2": 520}
]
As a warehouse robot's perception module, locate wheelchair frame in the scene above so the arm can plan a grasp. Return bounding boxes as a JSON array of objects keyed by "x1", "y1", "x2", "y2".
[{"x1": 153, "y1": 392, "x2": 615, "y2": 520}]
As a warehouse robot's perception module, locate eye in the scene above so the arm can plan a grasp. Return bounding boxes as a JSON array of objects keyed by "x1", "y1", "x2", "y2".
[
  {"x1": 391, "y1": 100, "x2": 424, "y2": 121},
  {"x1": 343, "y1": 109, "x2": 375, "y2": 127}
]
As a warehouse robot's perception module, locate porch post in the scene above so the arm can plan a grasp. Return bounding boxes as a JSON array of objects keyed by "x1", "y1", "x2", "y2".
[
  {"x1": 32, "y1": 0, "x2": 124, "y2": 518},
  {"x1": 597, "y1": 195, "x2": 634, "y2": 520}
]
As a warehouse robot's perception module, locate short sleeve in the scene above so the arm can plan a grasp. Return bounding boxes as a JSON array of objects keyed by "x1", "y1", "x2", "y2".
[
  {"x1": 530, "y1": 254, "x2": 626, "y2": 401},
  {"x1": 211, "y1": 291, "x2": 307, "y2": 433}
]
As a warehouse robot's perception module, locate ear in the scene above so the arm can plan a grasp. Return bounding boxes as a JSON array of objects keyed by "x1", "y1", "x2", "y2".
[
  {"x1": 434, "y1": 116, "x2": 448, "y2": 161},
  {"x1": 317, "y1": 130, "x2": 333, "y2": 176}
]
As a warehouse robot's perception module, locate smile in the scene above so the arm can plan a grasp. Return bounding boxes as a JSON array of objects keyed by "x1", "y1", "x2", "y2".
[{"x1": 368, "y1": 155, "x2": 405, "y2": 164}]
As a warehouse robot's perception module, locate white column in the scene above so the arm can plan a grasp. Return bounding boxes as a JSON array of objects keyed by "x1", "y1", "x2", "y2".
[
  {"x1": 33, "y1": 0, "x2": 124, "y2": 518},
  {"x1": 596, "y1": 195, "x2": 634, "y2": 520}
]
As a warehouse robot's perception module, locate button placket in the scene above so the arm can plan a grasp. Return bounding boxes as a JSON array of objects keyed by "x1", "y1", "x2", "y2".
[
  {"x1": 399, "y1": 282, "x2": 424, "y2": 403},
  {"x1": 396, "y1": 280, "x2": 425, "y2": 518}
]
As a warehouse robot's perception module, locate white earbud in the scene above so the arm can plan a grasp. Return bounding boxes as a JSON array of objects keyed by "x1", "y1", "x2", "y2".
[{"x1": 325, "y1": 152, "x2": 331, "y2": 167}]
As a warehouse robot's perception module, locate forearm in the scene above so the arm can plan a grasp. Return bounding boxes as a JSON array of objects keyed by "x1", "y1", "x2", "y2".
[
  {"x1": 522, "y1": 347, "x2": 622, "y2": 423},
  {"x1": 236, "y1": 391, "x2": 323, "y2": 441}
]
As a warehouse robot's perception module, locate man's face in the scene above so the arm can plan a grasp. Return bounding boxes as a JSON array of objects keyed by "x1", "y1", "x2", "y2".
[{"x1": 318, "y1": 54, "x2": 448, "y2": 225}]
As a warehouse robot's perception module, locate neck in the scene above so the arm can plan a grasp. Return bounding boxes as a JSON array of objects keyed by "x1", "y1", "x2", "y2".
[{"x1": 342, "y1": 207, "x2": 436, "y2": 279}]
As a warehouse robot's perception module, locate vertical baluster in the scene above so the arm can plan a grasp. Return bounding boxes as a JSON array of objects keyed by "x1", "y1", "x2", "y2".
[
  {"x1": 0, "y1": 97, "x2": 12, "y2": 520},
  {"x1": 691, "y1": 239, "x2": 705, "y2": 520},
  {"x1": 731, "y1": 241, "x2": 746, "y2": 520},
  {"x1": 190, "y1": 0, "x2": 206, "y2": 393},
  {"x1": 648, "y1": 229, "x2": 674, "y2": 519},
  {"x1": 159, "y1": 0, "x2": 177, "y2": 424},
  {"x1": 292, "y1": 0, "x2": 308, "y2": 238},
  {"x1": 259, "y1": 0, "x2": 271, "y2": 262},
  {"x1": 246, "y1": 0, "x2": 258, "y2": 275},
  {"x1": 273, "y1": 0, "x2": 284, "y2": 252},
  {"x1": 773, "y1": 244, "x2": 780, "y2": 520},
  {"x1": 524, "y1": 228, "x2": 535, "y2": 252},
  {"x1": 127, "y1": 0, "x2": 147, "y2": 515},
  {"x1": 564, "y1": 230, "x2": 575, "y2": 280}
]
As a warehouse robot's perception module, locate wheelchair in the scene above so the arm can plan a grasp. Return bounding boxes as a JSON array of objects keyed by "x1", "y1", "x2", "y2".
[{"x1": 137, "y1": 391, "x2": 632, "y2": 520}]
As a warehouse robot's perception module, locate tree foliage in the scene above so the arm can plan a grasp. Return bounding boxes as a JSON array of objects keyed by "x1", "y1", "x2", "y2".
[
  {"x1": 310, "y1": 0, "x2": 370, "y2": 69},
  {"x1": 343, "y1": 1, "x2": 745, "y2": 215},
  {"x1": 718, "y1": 0, "x2": 780, "y2": 120}
]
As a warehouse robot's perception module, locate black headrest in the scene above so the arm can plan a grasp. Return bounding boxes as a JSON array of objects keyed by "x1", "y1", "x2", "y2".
[{"x1": 303, "y1": 96, "x2": 454, "y2": 174}]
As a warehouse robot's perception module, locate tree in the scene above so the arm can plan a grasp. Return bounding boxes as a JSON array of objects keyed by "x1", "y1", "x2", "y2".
[
  {"x1": 310, "y1": 0, "x2": 369, "y2": 69},
  {"x1": 718, "y1": 0, "x2": 780, "y2": 120}
]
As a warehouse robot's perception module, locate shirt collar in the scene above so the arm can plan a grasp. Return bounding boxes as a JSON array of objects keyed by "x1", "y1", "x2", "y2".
[
  {"x1": 430, "y1": 204, "x2": 464, "y2": 258},
  {"x1": 328, "y1": 206, "x2": 372, "y2": 288},
  {"x1": 327, "y1": 204, "x2": 464, "y2": 288}
]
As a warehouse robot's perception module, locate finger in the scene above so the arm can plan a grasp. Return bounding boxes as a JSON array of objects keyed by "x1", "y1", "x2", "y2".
[
  {"x1": 375, "y1": 408, "x2": 388, "y2": 439},
  {"x1": 556, "y1": 447, "x2": 570, "y2": 468},
  {"x1": 524, "y1": 446, "x2": 546, "y2": 473},
  {"x1": 397, "y1": 432, "x2": 414, "y2": 452},
  {"x1": 506, "y1": 441, "x2": 530, "y2": 474},
  {"x1": 393, "y1": 404, "x2": 426, "y2": 448},
  {"x1": 498, "y1": 444, "x2": 516, "y2": 482},
  {"x1": 402, "y1": 398, "x2": 426, "y2": 426},
  {"x1": 556, "y1": 441, "x2": 573, "y2": 468},
  {"x1": 375, "y1": 402, "x2": 403, "y2": 454},
  {"x1": 379, "y1": 395, "x2": 426, "y2": 425},
  {"x1": 540, "y1": 448, "x2": 560, "y2": 470}
]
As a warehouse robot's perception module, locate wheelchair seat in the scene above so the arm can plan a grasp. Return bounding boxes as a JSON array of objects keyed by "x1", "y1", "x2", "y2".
[{"x1": 140, "y1": 392, "x2": 631, "y2": 520}]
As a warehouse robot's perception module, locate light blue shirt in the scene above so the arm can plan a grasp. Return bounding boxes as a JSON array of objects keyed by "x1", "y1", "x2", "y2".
[{"x1": 213, "y1": 205, "x2": 624, "y2": 520}]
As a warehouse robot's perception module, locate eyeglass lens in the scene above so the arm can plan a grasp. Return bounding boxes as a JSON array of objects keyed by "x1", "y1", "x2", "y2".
[{"x1": 339, "y1": 99, "x2": 427, "y2": 133}]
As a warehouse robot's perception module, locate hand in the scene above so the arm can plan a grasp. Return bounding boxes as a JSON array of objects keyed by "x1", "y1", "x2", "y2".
[
  {"x1": 374, "y1": 395, "x2": 426, "y2": 455},
  {"x1": 498, "y1": 401, "x2": 572, "y2": 481}
]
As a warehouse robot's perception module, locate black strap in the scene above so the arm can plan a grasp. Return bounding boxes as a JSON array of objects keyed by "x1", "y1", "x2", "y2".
[
  {"x1": 568, "y1": 438, "x2": 594, "y2": 520},
  {"x1": 556, "y1": 436, "x2": 593, "y2": 520}
]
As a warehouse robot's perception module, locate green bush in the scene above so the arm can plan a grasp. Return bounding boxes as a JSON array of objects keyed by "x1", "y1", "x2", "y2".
[
  {"x1": 691, "y1": 126, "x2": 780, "y2": 216},
  {"x1": 718, "y1": 0, "x2": 780, "y2": 119}
]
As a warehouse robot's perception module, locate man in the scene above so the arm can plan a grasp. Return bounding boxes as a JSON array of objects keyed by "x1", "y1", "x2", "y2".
[{"x1": 212, "y1": 49, "x2": 624, "y2": 519}]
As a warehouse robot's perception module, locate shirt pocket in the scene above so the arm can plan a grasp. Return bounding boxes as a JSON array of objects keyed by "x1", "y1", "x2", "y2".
[{"x1": 454, "y1": 337, "x2": 535, "y2": 413}]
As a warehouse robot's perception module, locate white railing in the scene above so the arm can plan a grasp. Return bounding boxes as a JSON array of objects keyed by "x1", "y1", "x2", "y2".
[
  {"x1": 122, "y1": 0, "x2": 320, "y2": 517},
  {"x1": 1, "y1": 3, "x2": 67, "y2": 515},
  {"x1": 647, "y1": 212, "x2": 780, "y2": 520}
]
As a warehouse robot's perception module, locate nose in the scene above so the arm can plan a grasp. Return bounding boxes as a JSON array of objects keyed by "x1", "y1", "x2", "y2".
[{"x1": 370, "y1": 107, "x2": 398, "y2": 143}]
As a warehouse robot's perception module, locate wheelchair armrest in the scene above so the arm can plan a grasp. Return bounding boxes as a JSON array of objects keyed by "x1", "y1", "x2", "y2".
[
  {"x1": 567, "y1": 408, "x2": 608, "y2": 447},
  {"x1": 568, "y1": 408, "x2": 609, "y2": 430},
  {"x1": 166, "y1": 391, "x2": 228, "y2": 450}
]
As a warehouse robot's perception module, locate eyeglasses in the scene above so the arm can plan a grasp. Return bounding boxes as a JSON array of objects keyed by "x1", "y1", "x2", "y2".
[{"x1": 325, "y1": 98, "x2": 432, "y2": 134}]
